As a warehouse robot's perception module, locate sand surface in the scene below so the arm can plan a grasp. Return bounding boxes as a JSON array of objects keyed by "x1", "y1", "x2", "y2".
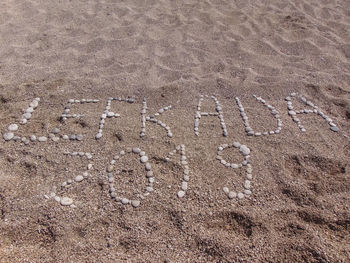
[{"x1": 0, "y1": 0, "x2": 350, "y2": 262}]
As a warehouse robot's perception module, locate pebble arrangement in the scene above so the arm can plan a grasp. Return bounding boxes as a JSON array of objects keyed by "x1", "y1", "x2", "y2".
[
  {"x1": 164, "y1": 144, "x2": 190, "y2": 198},
  {"x1": 106, "y1": 147, "x2": 154, "y2": 208},
  {"x1": 235, "y1": 96, "x2": 282, "y2": 136},
  {"x1": 59, "y1": 98, "x2": 99, "y2": 141},
  {"x1": 4, "y1": 95, "x2": 348, "y2": 210},
  {"x1": 46, "y1": 151, "x2": 94, "y2": 207},
  {"x1": 2, "y1": 97, "x2": 49, "y2": 144},
  {"x1": 217, "y1": 142, "x2": 253, "y2": 200},
  {"x1": 95, "y1": 97, "x2": 134, "y2": 139},
  {"x1": 286, "y1": 93, "x2": 339, "y2": 132},
  {"x1": 194, "y1": 95, "x2": 227, "y2": 137},
  {"x1": 140, "y1": 98, "x2": 173, "y2": 138}
]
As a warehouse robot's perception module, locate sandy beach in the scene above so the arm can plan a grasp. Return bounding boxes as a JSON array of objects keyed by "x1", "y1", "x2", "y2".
[{"x1": 0, "y1": 0, "x2": 350, "y2": 262}]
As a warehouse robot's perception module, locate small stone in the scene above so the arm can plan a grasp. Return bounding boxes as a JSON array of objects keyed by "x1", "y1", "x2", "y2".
[
  {"x1": 330, "y1": 126, "x2": 339, "y2": 132},
  {"x1": 38, "y1": 136, "x2": 47, "y2": 142},
  {"x1": 228, "y1": 191, "x2": 236, "y2": 199},
  {"x1": 30, "y1": 135, "x2": 37, "y2": 141},
  {"x1": 145, "y1": 163, "x2": 151, "y2": 171},
  {"x1": 177, "y1": 190, "x2": 185, "y2": 198},
  {"x1": 237, "y1": 192, "x2": 244, "y2": 199},
  {"x1": 75, "y1": 175, "x2": 84, "y2": 182},
  {"x1": 239, "y1": 145, "x2": 250, "y2": 156},
  {"x1": 181, "y1": 182, "x2": 188, "y2": 191},
  {"x1": 131, "y1": 200, "x2": 140, "y2": 207},
  {"x1": 60, "y1": 197, "x2": 73, "y2": 206},
  {"x1": 95, "y1": 133, "x2": 102, "y2": 139},
  {"x1": 30, "y1": 100, "x2": 39, "y2": 108},
  {"x1": 140, "y1": 156, "x2": 148, "y2": 163},
  {"x1": 76, "y1": 134, "x2": 83, "y2": 141},
  {"x1": 231, "y1": 163, "x2": 239, "y2": 169},
  {"x1": 121, "y1": 198, "x2": 129, "y2": 204},
  {"x1": 54, "y1": 196, "x2": 61, "y2": 202},
  {"x1": 223, "y1": 187, "x2": 229, "y2": 194},
  {"x1": 20, "y1": 119, "x2": 27, "y2": 124},
  {"x1": 26, "y1": 107, "x2": 34, "y2": 113},
  {"x1": 244, "y1": 190, "x2": 252, "y2": 195},
  {"x1": 8, "y1": 124, "x2": 18, "y2": 131},
  {"x1": 233, "y1": 142, "x2": 241, "y2": 148},
  {"x1": 23, "y1": 112, "x2": 32, "y2": 119},
  {"x1": 3, "y1": 132, "x2": 14, "y2": 141},
  {"x1": 52, "y1": 128, "x2": 60, "y2": 134},
  {"x1": 107, "y1": 165, "x2": 114, "y2": 172},
  {"x1": 132, "y1": 147, "x2": 141, "y2": 153},
  {"x1": 62, "y1": 135, "x2": 69, "y2": 140}
]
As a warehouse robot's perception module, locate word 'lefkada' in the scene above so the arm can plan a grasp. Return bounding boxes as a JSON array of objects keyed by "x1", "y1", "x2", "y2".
[{"x1": 2, "y1": 93, "x2": 344, "y2": 208}]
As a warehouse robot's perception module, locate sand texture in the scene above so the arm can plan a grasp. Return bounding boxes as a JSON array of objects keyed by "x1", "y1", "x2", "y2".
[{"x1": 0, "y1": 0, "x2": 350, "y2": 262}]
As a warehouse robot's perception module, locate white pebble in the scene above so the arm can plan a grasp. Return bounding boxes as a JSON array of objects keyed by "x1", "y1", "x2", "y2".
[
  {"x1": 8, "y1": 124, "x2": 18, "y2": 131},
  {"x1": 3, "y1": 132, "x2": 14, "y2": 141},
  {"x1": 131, "y1": 200, "x2": 140, "y2": 208},
  {"x1": 233, "y1": 142, "x2": 240, "y2": 148},
  {"x1": 140, "y1": 156, "x2": 148, "y2": 163},
  {"x1": 237, "y1": 192, "x2": 244, "y2": 199},
  {"x1": 38, "y1": 136, "x2": 47, "y2": 142},
  {"x1": 228, "y1": 191, "x2": 236, "y2": 199},
  {"x1": 145, "y1": 163, "x2": 151, "y2": 171},
  {"x1": 239, "y1": 145, "x2": 250, "y2": 156},
  {"x1": 60, "y1": 197, "x2": 73, "y2": 206},
  {"x1": 75, "y1": 175, "x2": 84, "y2": 182},
  {"x1": 181, "y1": 182, "x2": 188, "y2": 191},
  {"x1": 177, "y1": 190, "x2": 185, "y2": 198},
  {"x1": 23, "y1": 112, "x2": 32, "y2": 119},
  {"x1": 132, "y1": 147, "x2": 141, "y2": 153}
]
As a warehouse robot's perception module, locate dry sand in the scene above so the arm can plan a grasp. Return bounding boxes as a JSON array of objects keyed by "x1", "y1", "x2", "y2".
[{"x1": 0, "y1": 0, "x2": 350, "y2": 262}]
